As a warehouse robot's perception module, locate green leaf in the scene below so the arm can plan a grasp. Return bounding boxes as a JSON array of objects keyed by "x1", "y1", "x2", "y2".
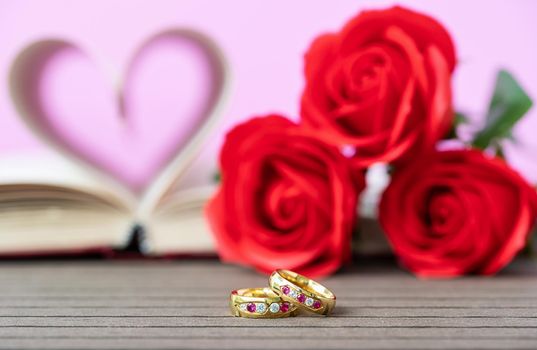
[
  {"x1": 494, "y1": 143, "x2": 506, "y2": 159},
  {"x1": 213, "y1": 171, "x2": 221, "y2": 183},
  {"x1": 455, "y1": 111, "x2": 469, "y2": 125},
  {"x1": 445, "y1": 111, "x2": 469, "y2": 139},
  {"x1": 472, "y1": 70, "x2": 533, "y2": 149}
]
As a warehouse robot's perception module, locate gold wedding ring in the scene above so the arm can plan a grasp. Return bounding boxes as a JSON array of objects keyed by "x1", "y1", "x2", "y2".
[
  {"x1": 269, "y1": 269, "x2": 336, "y2": 315},
  {"x1": 230, "y1": 287, "x2": 299, "y2": 318}
]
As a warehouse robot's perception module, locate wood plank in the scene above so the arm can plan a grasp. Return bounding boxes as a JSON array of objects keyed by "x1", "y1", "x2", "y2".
[
  {"x1": 0, "y1": 334, "x2": 535, "y2": 350},
  {"x1": 2, "y1": 326, "x2": 537, "y2": 338},
  {"x1": 1, "y1": 307, "x2": 537, "y2": 317},
  {"x1": 2, "y1": 316, "x2": 537, "y2": 327},
  {"x1": 1, "y1": 337, "x2": 537, "y2": 350}
]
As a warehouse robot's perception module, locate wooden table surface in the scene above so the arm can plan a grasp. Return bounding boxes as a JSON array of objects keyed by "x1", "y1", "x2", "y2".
[{"x1": 0, "y1": 259, "x2": 536, "y2": 349}]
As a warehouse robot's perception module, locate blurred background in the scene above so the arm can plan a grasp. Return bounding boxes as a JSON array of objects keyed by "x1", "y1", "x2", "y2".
[{"x1": 1, "y1": 0, "x2": 536, "y2": 187}]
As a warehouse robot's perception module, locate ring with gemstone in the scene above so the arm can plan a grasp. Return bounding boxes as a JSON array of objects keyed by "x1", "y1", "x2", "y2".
[
  {"x1": 230, "y1": 287, "x2": 299, "y2": 318},
  {"x1": 269, "y1": 269, "x2": 336, "y2": 315}
]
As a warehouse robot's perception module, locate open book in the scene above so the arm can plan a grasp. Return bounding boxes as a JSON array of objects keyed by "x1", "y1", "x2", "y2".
[
  {"x1": 0, "y1": 154, "x2": 217, "y2": 256},
  {"x1": 1, "y1": 29, "x2": 228, "y2": 256}
]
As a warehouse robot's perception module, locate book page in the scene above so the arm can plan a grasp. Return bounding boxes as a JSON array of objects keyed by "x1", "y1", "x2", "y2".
[
  {"x1": 0, "y1": 153, "x2": 135, "y2": 254},
  {"x1": 0, "y1": 153, "x2": 136, "y2": 207},
  {"x1": 0, "y1": 183, "x2": 133, "y2": 254},
  {"x1": 142, "y1": 185, "x2": 216, "y2": 255}
]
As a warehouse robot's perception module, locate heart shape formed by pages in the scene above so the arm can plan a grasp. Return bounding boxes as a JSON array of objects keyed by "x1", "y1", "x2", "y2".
[{"x1": 10, "y1": 30, "x2": 227, "y2": 195}]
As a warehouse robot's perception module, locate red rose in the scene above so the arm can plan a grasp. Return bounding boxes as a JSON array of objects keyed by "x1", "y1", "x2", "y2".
[
  {"x1": 379, "y1": 149, "x2": 537, "y2": 277},
  {"x1": 301, "y1": 6, "x2": 456, "y2": 167},
  {"x1": 206, "y1": 115, "x2": 363, "y2": 277}
]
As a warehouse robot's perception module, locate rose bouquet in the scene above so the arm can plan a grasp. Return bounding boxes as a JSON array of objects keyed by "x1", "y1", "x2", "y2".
[{"x1": 206, "y1": 6, "x2": 537, "y2": 278}]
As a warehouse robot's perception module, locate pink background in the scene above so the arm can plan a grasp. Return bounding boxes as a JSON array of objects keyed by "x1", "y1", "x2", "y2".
[{"x1": 1, "y1": 0, "x2": 536, "y2": 185}]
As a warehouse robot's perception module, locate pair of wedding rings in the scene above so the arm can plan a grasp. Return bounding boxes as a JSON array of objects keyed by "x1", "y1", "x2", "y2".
[{"x1": 229, "y1": 269, "x2": 336, "y2": 318}]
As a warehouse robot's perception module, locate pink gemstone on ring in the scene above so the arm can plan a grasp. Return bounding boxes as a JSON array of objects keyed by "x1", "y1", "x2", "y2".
[
  {"x1": 281, "y1": 285, "x2": 290, "y2": 295},
  {"x1": 280, "y1": 302, "x2": 290, "y2": 312},
  {"x1": 297, "y1": 293, "x2": 306, "y2": 303},
  {"x1": 246, "y1": 303, "x2": 256, "y2": 312},
  {"x1": 313, "y1": 300, "x2": 322, "y2": 309}
]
